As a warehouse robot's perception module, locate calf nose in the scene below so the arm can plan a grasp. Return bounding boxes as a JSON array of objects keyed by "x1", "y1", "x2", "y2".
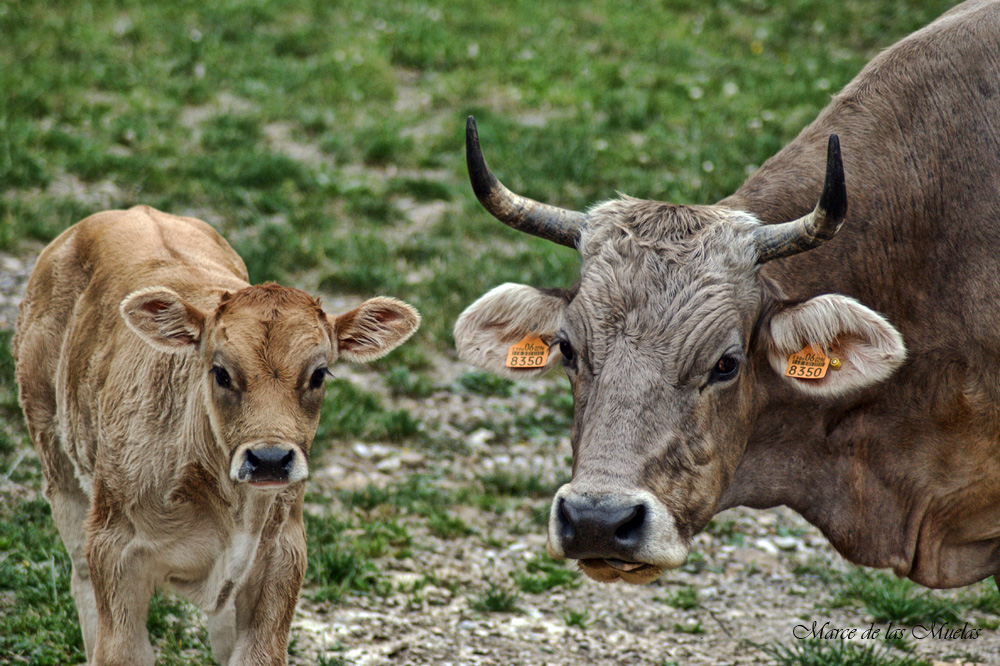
[
  {"x1": 556, "y1": 494, "x2": 647, "y2": 561},
  {"x1": 241, "y1": 446, "x2": 295, "y2": 484}
]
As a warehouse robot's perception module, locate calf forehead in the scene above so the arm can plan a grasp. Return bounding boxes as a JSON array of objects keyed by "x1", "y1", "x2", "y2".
[{"x1": 214, "y1": 285, "x2": 331, "y2": 363}]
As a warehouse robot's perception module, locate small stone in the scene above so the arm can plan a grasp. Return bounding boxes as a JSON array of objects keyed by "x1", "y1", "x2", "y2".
[
  {"x1": 753, "y1": 538, "x2": 780, "y2": 556},
  {"x1": 773, "y1": 536, "x2": 800, "y2": 551}
]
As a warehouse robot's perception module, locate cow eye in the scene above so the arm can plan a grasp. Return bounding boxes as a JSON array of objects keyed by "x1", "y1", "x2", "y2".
[
  {"x1": 558, "y1": 340, "x2": 575, "y2": 366},
  {"x1": 211, "y1": 366, "x2": 232, "y2": 390},
  {"x1": 309, "y1": 367, "x2": 328, "y2": 390},
  {"x1": 710, "y1": 355, "x2": 740, "y2": 382}
]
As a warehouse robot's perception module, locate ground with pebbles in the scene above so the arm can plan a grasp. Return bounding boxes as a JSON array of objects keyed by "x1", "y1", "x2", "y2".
[{"x1": 1, "y1": 244, "x2": 995, "y2": 666}]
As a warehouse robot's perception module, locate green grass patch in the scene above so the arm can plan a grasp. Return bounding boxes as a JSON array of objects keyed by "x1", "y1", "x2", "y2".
[
  {"x1": 656, "y1": 585, "x2": 700, "y2": 610},
  {"x1": 562, "y1": 609, "x2": 592, "y2": 629},
  {"x1": 470, "y1": 579, "x2": 520, "y2": 613},
  {"x1": 514, "y1": 553, "x2": 580, "y2": 594},
  {"x1": 829, "y1": 569, "x2": 960, "y2": 625},
  {"x1": 673, "y1": 620, "x2": 705, "y2": 635},
  {"x1": 758, "y1": 640, "x2": 930, "y2": 666},
  {"x1": 479, "y1": 469, "x2": 553, "y2": 498},
  {"x1": 457, "y1": 370, "x2": 514, "y2": 398},
  {"x1": 426, "y1": 510, "x2": 475, "y2": 539},
  {"x1": 304, "y1": 512, "x2": 407, "y2": 603},
  {"x1": 312, "y1": 378, "x2": 420, "y2": 460}
]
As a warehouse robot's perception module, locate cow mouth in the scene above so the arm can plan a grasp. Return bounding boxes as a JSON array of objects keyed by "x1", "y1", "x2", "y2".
[
  {"x1": 578, "y1": 558, "x2": 663, "y2": 584},
  {"x1": 249, "y1": 480, "x2": 290, "y2": 489}
]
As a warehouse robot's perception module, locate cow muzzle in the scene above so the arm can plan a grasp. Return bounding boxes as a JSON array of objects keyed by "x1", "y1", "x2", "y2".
[
  {"x1": 546, "y1": 485, "x2": 688, "y2": 584},
  {"x1": 230, "y1": 442, "x2": 308, "y2": 488}
]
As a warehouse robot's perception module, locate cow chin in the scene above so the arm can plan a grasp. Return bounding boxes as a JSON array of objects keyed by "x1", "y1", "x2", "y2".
[{"x1": 576, "y1": 559, "x2": 665, "y2": 585}]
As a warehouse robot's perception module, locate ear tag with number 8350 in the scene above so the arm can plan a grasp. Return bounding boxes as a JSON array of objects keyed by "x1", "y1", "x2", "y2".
[
  {"x1": 785, "y1": 345, "x2": 830, "y2": 379},
  {"x1": 506, "y1": 334, "x2": 550, "y2": 369}
]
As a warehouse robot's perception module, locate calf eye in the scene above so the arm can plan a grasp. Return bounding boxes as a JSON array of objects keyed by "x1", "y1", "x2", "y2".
[
  {"x1": 710, "y1": 355, "x2": 741, "y2": 383},
  {"x1": 558, "y1": 340, "x2": 575, "y2": 366},
  {"x1": 309, "y1": 367, "x2": 329, "y2": 390},
  {"x1": 211, "y1": 366, "x2": 232, "y2": 390}
]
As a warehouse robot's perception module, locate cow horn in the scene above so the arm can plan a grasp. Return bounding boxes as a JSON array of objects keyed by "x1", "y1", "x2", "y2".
[
  {"x1": 466, "y1": 116, "x2": 588, "y2": 249},
  {"x1": 753, "y1": 134, "x2": 848, "y2": 263}
]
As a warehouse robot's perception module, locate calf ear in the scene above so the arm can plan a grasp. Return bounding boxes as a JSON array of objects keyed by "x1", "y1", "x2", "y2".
[
  {"x1": 332, "y1": 297, "x2": 421, "y2": 363},
  {"x1": 454, "y1": 283, "x2": 568, "y2": 379},
  {"x1": 120, "y1": 287, "x2": 205, "y2": 353},
  {"x1": 765, "y1": 294, "x2": 906, "y2": 397}
]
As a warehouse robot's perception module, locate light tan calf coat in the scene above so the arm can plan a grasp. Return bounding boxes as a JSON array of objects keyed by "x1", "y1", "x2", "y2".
[{"x1": 14, "y1": 206, "x2": 420, "y2": 665}]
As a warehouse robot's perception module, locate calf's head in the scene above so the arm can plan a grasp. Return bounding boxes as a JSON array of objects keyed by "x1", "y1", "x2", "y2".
[
  {"x1": 455, "y1": 118, "x2": 905, "y2": 583},
  {"x1": 121, "y1": 283, "x2": 419, "y2": 489}
]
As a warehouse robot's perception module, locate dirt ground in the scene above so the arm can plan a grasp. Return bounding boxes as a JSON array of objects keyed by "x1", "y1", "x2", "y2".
[{"x1": 1, "y1": 245, "x2": 996, "y2": 666}]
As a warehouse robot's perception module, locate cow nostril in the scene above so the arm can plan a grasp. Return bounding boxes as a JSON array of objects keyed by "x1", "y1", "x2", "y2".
[
  {"x1": 557, "y1": 498, "x2": 576, "y2": 541},
  {"x1": 245, "y1": 449, "x2": 260, "y2": 471},
  {"x1": 280, "y1": 450, "x2": 295, "y2": 471},
  {"x1": 614, "y1": 504, "x2": 646, "y2": 543}
]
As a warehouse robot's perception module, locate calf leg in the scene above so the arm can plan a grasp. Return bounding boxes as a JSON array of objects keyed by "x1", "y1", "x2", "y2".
[
  {"x1": 48, "y1": 481, "x2": 99, "y2": 660},
  {"x1": 86, "y1": 479, "x2": 156, "y2": 666},
  {"x1": 230, "y1": 499, "x2": 307, "y2": 666},
  {"x1": 23, "y1": 413, "x2": 99, "y2": 659}
]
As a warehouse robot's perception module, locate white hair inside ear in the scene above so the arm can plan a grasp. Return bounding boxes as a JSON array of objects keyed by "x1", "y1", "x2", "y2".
[
  {"x1": 766, "y1": 294, "x2": 906, "y2": 397},
  {"x1": 454, "y1": 283, "x2": 567, "y2": 379}
]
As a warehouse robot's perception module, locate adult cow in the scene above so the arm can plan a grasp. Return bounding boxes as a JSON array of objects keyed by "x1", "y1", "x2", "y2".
[
  {"x1": 14, "y1": 206, "x2": 420, "y2": 665},
  {"x1": 455, "y1": 0, "x2": 1000, "y2": 590}
]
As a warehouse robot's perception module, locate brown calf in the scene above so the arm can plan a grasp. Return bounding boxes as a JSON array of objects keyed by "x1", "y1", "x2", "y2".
[{"x1": 14, "y1": 205, "x2": 420, "y2": 665}]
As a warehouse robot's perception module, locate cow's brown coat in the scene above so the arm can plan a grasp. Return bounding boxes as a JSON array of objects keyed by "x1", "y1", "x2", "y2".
[{"x1": 455, "y1": 0, "x2": 1000, "y2": 589}]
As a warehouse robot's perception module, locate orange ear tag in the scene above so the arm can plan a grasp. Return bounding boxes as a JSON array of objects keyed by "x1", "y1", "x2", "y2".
[
  {"x1": 506, "y1": 334, "x2": 550, "y2": 369},
  {"x1": 785, "y1": 345, "x2": 831, "y2": 379}
]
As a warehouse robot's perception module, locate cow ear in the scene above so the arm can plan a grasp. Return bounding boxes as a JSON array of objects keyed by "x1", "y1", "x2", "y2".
[
  {"x1": 331, "y1": 297, "x2": 421, "y2": 363},
  {"x1": 454, "y1": 283, "x2": 568, "y2": 379},
  {"x1": 120, "y1": 287, "x2": 205, "y2": 353},
  {"x1": 765, "y1": 294, "x2": 906, "y2": 397}
]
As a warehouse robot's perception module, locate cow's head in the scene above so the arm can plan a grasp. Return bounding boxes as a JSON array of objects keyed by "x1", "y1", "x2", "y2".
[
  {"x1": 120, "y1": 283, "x2": 419, "y2": 490},
  {"x1": 455, "y1": 117, "x2": 905, "y2": 583}
]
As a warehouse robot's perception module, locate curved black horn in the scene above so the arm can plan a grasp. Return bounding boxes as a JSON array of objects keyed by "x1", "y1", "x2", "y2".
[
  {"x1": 753, "y1": 134, "x2": 848, "y2": 263},
  {"x1": 466, "y1": 116, "x2": 588, "y2": 249}
]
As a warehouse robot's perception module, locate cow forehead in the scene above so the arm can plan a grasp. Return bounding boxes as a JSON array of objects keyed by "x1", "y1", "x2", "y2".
[
  {"x1": 211, "y1": 285, "x2": 331, "y2": 365},
  {"x1": 569, "y1": 199, "x2": 763, "y2": 342}
]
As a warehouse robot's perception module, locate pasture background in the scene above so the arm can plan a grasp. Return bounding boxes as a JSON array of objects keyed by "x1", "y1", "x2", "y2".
[{"x1": 2, "y1": 1, "x2": 997, "y2": 664}]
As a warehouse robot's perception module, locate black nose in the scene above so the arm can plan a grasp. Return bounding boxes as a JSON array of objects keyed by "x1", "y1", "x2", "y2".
[
  {"x1": 241, "y1": 447, "x2": 295, "y2": 483},
  {"x1": 557, "y1": 494, "x2": 647, "y2": 561}
]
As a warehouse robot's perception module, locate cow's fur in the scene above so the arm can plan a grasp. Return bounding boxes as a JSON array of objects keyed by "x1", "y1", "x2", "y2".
[
  {"x1": 455, "y1": 0, "x2": 1000, "y2": 589},
  {"x1": 14, "y1": 206, "x2": 420, "y2": 665}
]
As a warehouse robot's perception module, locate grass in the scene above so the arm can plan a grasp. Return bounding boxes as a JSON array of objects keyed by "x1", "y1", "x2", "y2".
[
  {"x1": 673, "y1": 621, "x2": 705, "y2": 635},
  {"x1": 829, "y1": 569, "x2": 961, "y2": 625},
  {"x1": 759, "y1": 640, "x2": 930, "y2": 666},
  {"x1": 479, "y1": 470, "x2": 554, "y2": 498},
  {"x1": 0, "y1": 0, "x2": 969, "y2": 660},
  {"x1": 514, "y1": 553, "x2": 580, "y2": 594},
  {"x1": 562, "y1": 609, "x2": 592, "y2": 629},
  {"x1": 470, "y1": 579, "x2": 521, "y2": 613},
  {"x1": 0, "y1": 0, "x2": 957, "y2": 347},
  {"x1": 457, "y1": 370, "x2": 514, "y2": 398},
  {"x1": 305, "y1": 512, "x2": 402, "y2": 603},
  {"x1": 657, "y1": 585, "x2": 700, "y2": 610}
]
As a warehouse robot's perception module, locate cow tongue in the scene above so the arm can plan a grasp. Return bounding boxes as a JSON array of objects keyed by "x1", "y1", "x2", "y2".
[{"x1": 604, "y1": 559, "x2": 645, "y2": 572}]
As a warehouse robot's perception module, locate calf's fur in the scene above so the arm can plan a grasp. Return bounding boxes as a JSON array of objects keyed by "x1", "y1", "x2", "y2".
[{"x1": 14, "y1": 205, "x2": 420, "y2": 665}]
